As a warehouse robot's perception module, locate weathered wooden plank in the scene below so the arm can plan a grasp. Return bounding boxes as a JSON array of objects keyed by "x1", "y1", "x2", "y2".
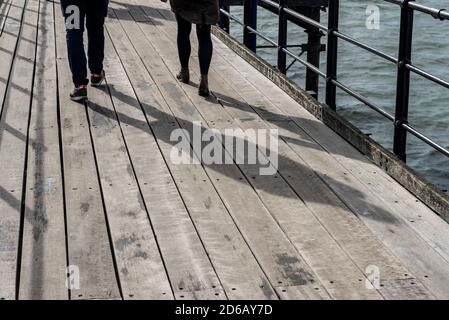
[
  {"x1": 211, "y1": 38, "x2": 449, "y2": 299},
  {"x1": 214, "y1": 21, "x2": 449, "y2": 223},
  {"x1": 19, "y1": 0, "x2": 68, "y2": 300},
  {"x1": 209, "y1": 53, "x2": 440, "y2": 299},
  {"x1": 211, "y1": 26, "x2": 449, "y2": 255},
  {"x1": 107, "y1": 7, "x2": 225, "y2": 300},
  {"x1": 139, "y1": 1, "x2": 379, "y2": 298},
  {"x1": 123, "y1": 2, "x2": 330, "y2": 300},
  {"x1": 278, "y1": 118, "x2": 449, "y2": 265},
  {"x1": 276, "y1": 285, "x2": 331, "y2": 300},
  {"x1": 136, "y1": 2, "x2": 385, "y2": 300},
  {"x1": 147, "y1": 0, "x2": 440, "y2": 298},
  {"x1": 0, "y1": 0, "x2": 38, "y2": 300},
  {"x1": 261, "y1": 99, "x2": 449, "y2": 267},
  {"x1": 0, "y1": 0, "x2": 25, "y2": 116},
  {"x1": 0, "y1": 0, "x2": 12, "y2": 36},
  {"x1": 2, "y1": 0, "x2": 445, "y2": 299},
  {"x1": 54, "y1": 1, "x2": 120, "y2": 300},
  {"x1": 208, "y1": 52, "x2": 443, "y2": 300},
  {"x1": 83, "y1": 38, "x2": 173, "y2": 299},
  {"x1": 107, "y1": 6, "x2": 277, "y2": 300}
]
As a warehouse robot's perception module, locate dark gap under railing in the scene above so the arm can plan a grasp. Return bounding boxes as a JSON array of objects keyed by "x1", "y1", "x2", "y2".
[{"x1": 218, "y1": 0, "x2": 449, "y2": 164}]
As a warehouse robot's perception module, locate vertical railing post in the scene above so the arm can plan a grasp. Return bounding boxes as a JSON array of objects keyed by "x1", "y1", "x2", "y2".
[
  {"x1": 219, "y1": 0, "x2": 230, "y2": 33},
  {"x1": 325, "y1": 0, "x2": 339, "y2": 111},
  {"x1": 277, "y1": 0, "x2": 288, "y2": 74},
  {"x1": 305, "y1": 7, "x2": 323, "y2": 100},
  {"x1": 393, "y1": 0, "x2": 414, "y2": 162},
  {"x1": 243, "y1": 0, "x2": 257, "y2": 52}
]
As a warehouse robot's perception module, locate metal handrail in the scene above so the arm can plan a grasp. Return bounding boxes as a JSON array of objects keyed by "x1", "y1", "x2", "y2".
[{"x1": 218, "y1": 0, "x2": 449, "y2": 162}]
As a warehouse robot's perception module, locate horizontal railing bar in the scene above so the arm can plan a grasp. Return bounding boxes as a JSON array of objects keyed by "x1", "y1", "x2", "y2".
[
  {"x1": 227, "y1": 12, "x2": 326, "y2": 78},
  {"x1": 259, "y1": 0, "x2": 329, "y2": 32},
  {"x1": 257, "y1": 44, "x2": 304, "y2": 49},
  {"x1": 246, "y1": 26, "x2": 278, "y2": 46},
  {"x1": 217, "y1": 3, "x2": 449, "y2": 159},
  {"x1": 384, "y1": 0, "x2": 449, "y2": 20},
  {"x1": 402, "y1": 123, "x2": 449, "y2": 157},
  {"x1": 219, "y1": 9, "x2": 244, "y2": 26},
  {"x1": 259, "y1": 0, "x2": 447, "y2": 23},
  {"x1": 383, "y1": 0, "x2": 404, "y2": 6},
  {"x1": 283, "y1": 47, "x2": 326, "y2": 77},
  {"x1": 283, "y1": 7, "x2": 329, "y2": 32},
  {"x1": 220, "y1": 8, "x2": 326, "y2": 77},
  {"x1": 405, "y1": 64, "x2": 449, "y2": 89},
  {"x1": 256, "y1": 45, "x2": 277, "y2": 48},
  {"x1": 245, "y1": 32, "x2": 327, "y2": 77},
  {"x1": 408, "y1": 2, "x2": 449, "y2": 20},
  {"x1": 331, "y1": 79, "x2": 396, "y2": 122},
  {"x1": 221, "y1": 6, "x2": 396, "y2": 66},
  {"x1": 258, "y1": 0, "x2": 279, "y2": 11},
  {"x1": 333, "y1": 31, "x2": 398, "y2": 64}
]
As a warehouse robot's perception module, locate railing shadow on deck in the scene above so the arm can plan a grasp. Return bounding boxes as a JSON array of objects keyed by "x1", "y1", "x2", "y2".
[
  {"x1": 106, "y1": 2, "x2": 410, "y2": 224},
  {"x1": 0, "y1": 0, "x2": 10, "y2": 37},
  {"x1": 85, "y1": 81, "x2": 402, "y2": 226},
  {"x1": 0, "y1": 3, "x2": 405, "y2": 264},
  {"x1": 0, "y1": 0, "x2": 53, "y2": 299},
  {"x1": 25, "y1": 0, "x2": 52, "y2": 300},
  {"x1": 0, "y1": 0, "x2": 427, "y2": 299},
  {"x1": 105, "y1": 1, "x2": 406, "y2": 173},
  {"x1": 109, "y1": 0, "x2": 170, "y2": 26}
]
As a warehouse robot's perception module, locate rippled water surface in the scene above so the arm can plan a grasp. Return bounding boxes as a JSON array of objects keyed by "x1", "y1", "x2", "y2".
[{"x1": 229, "y1": 0, "x2": 449, "y2": 192}]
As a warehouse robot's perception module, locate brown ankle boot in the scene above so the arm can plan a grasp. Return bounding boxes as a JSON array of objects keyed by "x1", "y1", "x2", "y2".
[
  {"x1": 198, "y1": 74, "x2": 210, "y2": 97},
  {"x1": 177, "y1": 67, "x2": 190, "y2": 84}
]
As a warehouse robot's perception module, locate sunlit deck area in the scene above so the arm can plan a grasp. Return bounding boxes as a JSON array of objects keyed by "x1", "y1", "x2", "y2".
[{"x1": 1, "y1": 0, "x2": 449, "y2": 300}]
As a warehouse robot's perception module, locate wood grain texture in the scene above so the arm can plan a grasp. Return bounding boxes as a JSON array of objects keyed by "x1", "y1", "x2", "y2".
[
  {"x1": 136, "y1": 2, "x2": 381, "y2": 300},
  {"x1": 0, "y1": 0, "x2": 12, "y2": 37},
  {"x1": 210, "y1": 38, "x2": 449, "y2": 299},
  {"x1": 1, "y1": 0, "x2": 448, "y2": 300},
  {"x1": 142, "y1": 0, "x2": 446, "y2": 300},
  {"x1": 85, "y1": 37, "x2": 173, "y2": 299},
  {"x1": 108, "y1": 7, "x2": 225, "y2": 300},
  {"x1": 107, "y1": 5, "x2": 279, "y2": 300},
  {"x1": 19, "y1": 0, "x2": 68, "y2": 300},
  {"x1": 0, "y1": 0, "x2": 26, "y2": 118},
  {"x1": 124, "y1": 1, "x2": 330, "y2": 300},
  {"x1": 0, "y1": 0, "x2": 38, "y2": 300},
  {"x1": 54, "y1": 0, "x2": 120, "y2": 300}
]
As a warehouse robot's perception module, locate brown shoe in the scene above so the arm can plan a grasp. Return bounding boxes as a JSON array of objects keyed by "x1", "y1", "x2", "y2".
[
  {"x1": 176, "y1": 67, "x2": 190, "y2": 84},
  {"x1": 198, "y1": 74, "x2": 210, "y2": 97}
]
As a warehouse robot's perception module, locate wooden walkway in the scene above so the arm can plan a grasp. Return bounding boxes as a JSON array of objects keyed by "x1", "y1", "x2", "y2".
[{"x1": 1, "y1": 0, "x2": 449, "y2": 300}]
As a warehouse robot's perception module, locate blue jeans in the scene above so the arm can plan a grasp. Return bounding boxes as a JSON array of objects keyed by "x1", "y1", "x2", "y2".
[{"x1": 61, "y1": 0, "x2": 109, "y2": 87}]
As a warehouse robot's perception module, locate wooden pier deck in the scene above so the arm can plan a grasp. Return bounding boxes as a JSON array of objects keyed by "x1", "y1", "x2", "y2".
[{"x1": 1, "y1": 0, "x2": 449, "y2": 300}]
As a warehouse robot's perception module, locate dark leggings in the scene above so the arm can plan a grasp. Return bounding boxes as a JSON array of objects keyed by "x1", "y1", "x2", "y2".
[{"x1": 176, "y1": 14, "x2": 213, "y2": 75}]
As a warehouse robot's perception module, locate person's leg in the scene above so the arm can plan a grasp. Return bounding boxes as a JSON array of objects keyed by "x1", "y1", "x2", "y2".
[
  {"x1": 196, "y1": 24, "x2": 213, "y2": 96},
  {"x1": 176, "y1": 14, "x2": 192, "y2": 70},
  {"x1": 61, "y1": 0, "x2": 88, "y2": 88},
  {"x1": 175, "y1": 14, "x2": 192, "y2": 83},
  {"x1": 86, "y1": 0, "x2": 107, "y2": 76},
  {"x1": 196, "y1": 24, "x2": 213, "y2": 76}
]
